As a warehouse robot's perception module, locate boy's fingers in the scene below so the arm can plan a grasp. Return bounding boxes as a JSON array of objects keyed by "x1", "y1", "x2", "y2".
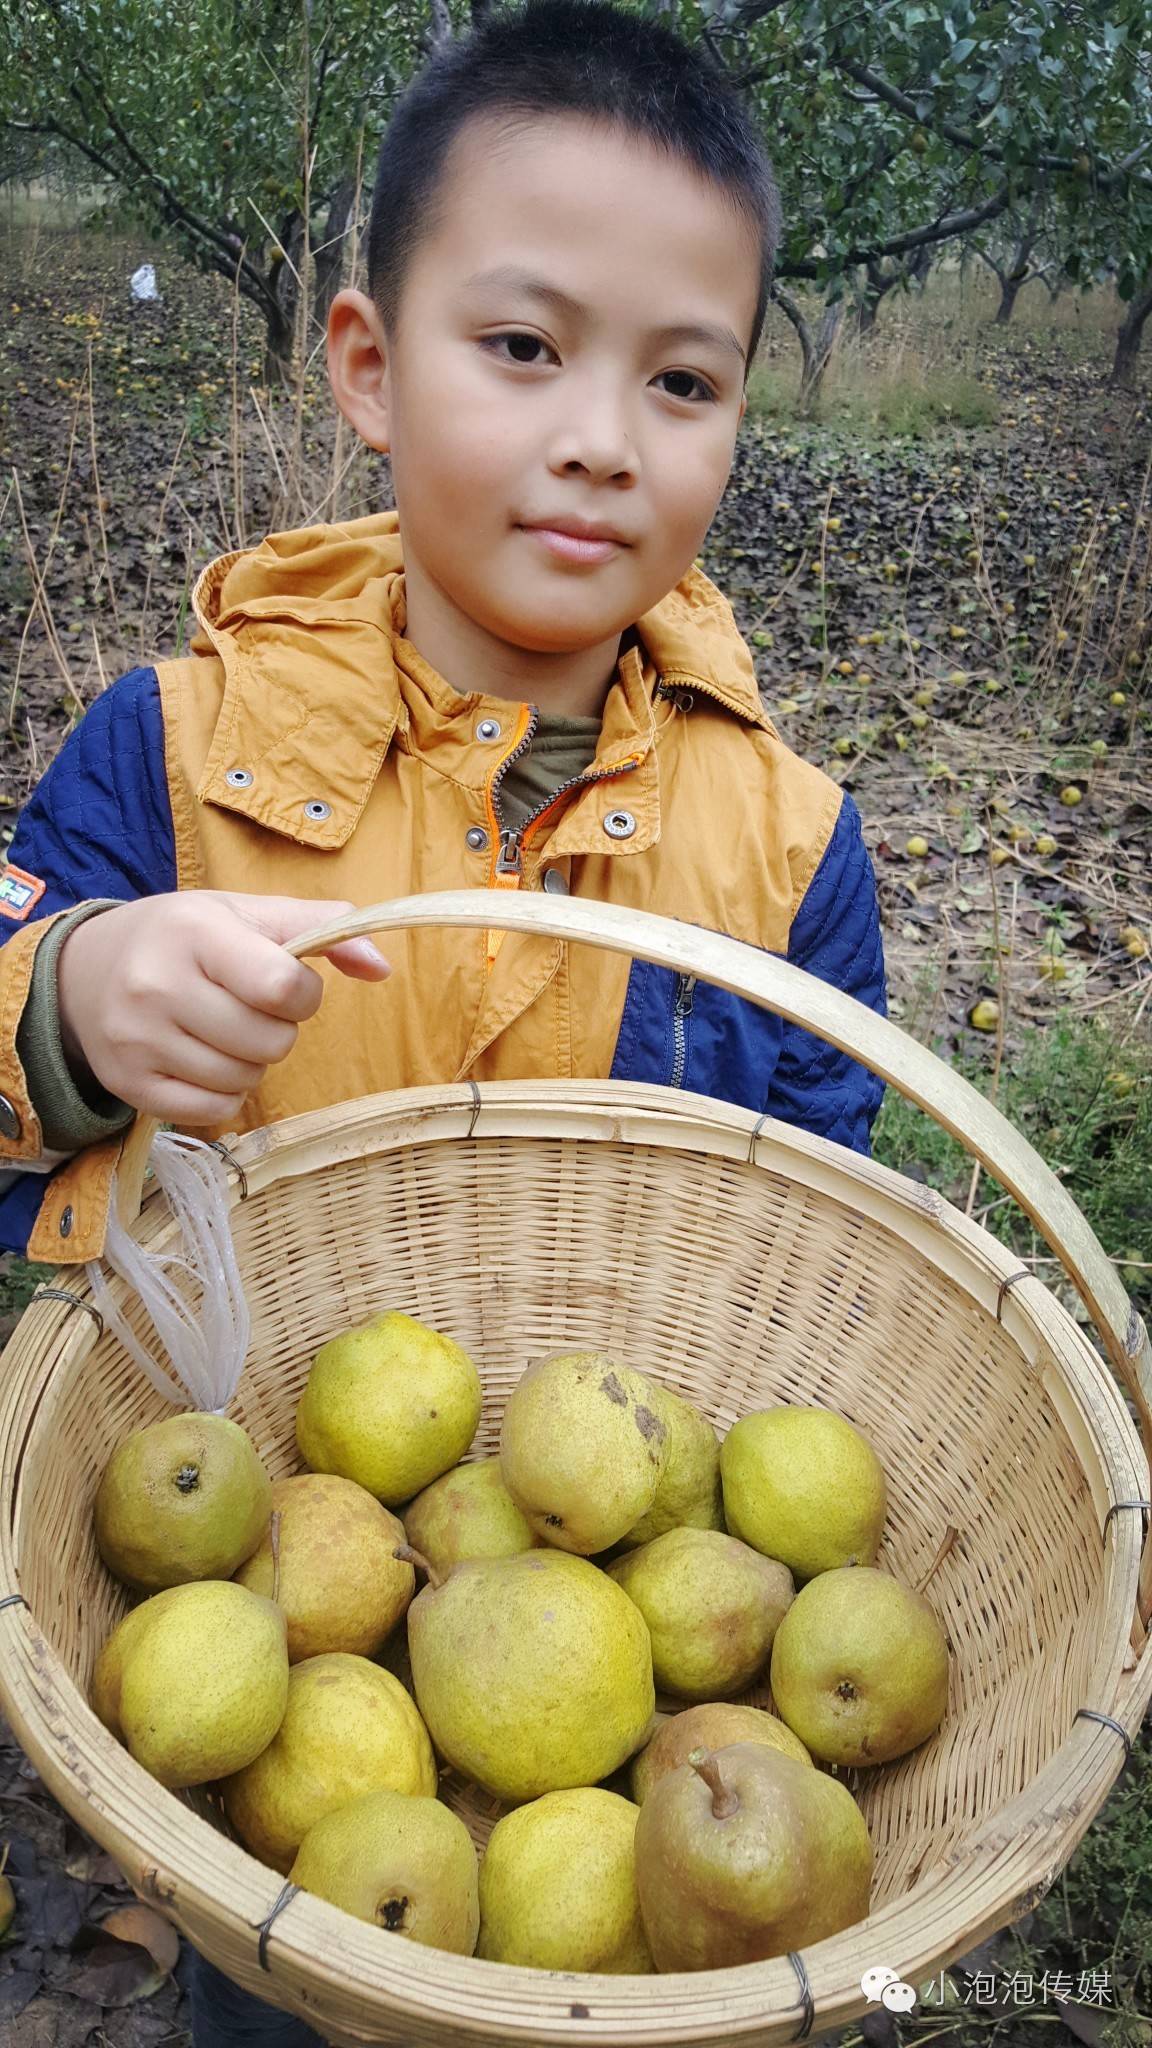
[
  {"x1": 219, "y1": 893, "x2": 385, "y2": 954},
  {"x1": 324, "y1": 937, "x2": 393, "y2": 979}
]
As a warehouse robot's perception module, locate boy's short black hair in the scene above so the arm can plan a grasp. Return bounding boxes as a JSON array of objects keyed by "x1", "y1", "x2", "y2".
[{"x1": 366, "y1": 0, "x2": 782, "y2": 379}]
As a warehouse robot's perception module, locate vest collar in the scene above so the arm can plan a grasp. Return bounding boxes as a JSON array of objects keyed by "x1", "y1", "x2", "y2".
[{"x1": 188, "y1": 508, "x2": 772, "y2": 849}]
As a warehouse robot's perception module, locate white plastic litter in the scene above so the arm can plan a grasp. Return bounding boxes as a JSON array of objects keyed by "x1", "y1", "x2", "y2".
[
  {"x1": 85, "y1": 1130, "x2": 251, "y2": 1416},
  {"x1": 129, "y1": 263, "x2": 159, "y2": 302}
]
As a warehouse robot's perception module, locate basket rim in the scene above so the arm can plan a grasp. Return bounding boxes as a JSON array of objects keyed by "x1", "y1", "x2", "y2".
[{"x1": 0, "y1": 1077, "x2": 1149, "y2": 2046}]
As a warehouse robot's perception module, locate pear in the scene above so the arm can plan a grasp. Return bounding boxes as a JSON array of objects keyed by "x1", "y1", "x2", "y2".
[
  {"x1": 608, "y1": 1528, "x2": 794, "y2": 1701},
  {"x1": 617, "y1": 1383, "x2": 723, "y2": 1548},
  {"x1": 403, "y1": 1458, "x2": 542, "y2": 1575},
  {"x1": 234, "y1": 1473, "x2": 413, "y2": 1662},
  {"x1": 116, "y1": 1580, "x2": 289, "y2": 1789},
  {"x1": 770, "y1": 1566, "x2": 950, "y2": 1766},
  {"x1": 478, "y1": 1787, "x2": 652, "y2": 1971},
  {"x1": 291, "y1": 1787, "x2": 479, "y2": 1954},
  {"x1": 94, "y1": 1413, "x2": 272, "y2": 1591},
  {"x1": 405, "y1": 1549, "x2": 654, "y2": 1803},
  {"x1": 223, "y1": 1652, "x2": 437, "y2": 1873},
  {"x1": 720, "y1": 1405, "x2": 887, "y2": 1580},
  {"x1": 499, "y1": 1353, "x2": 668, "y2": 1554},
  {"x1": 296, "y1": 1311, "x2": 481, "y2": 1505},
  {"x1": 634, "y1": 1743, "x2": 872, "y2": 1969},
  {"x1": 630, "y1": 1703, "x2": 811, "y2": 1804},
  {"x1": 91, "y1": 1586, "x2": 190, "y2": 1740}
]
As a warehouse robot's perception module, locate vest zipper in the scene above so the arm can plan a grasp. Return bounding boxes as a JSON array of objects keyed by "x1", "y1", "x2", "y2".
[{"x1": 670, "y1": 972, "x2": 696, "y2": 1088}]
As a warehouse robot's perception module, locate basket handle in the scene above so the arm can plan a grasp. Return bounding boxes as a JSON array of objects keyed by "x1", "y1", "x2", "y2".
[{"x1": 115, "y1": 888, "x2": 1151, "y2": 1634}]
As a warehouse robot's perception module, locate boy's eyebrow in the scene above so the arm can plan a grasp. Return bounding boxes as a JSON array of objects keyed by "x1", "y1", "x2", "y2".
[{"x1": 460, "y1": 264, "x2": 746, "y2": 364}]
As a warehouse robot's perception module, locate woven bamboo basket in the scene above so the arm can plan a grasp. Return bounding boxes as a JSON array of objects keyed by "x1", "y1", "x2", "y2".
[{"x1": 0, "y1": 890, "x2": 1150, "y2": 2048}]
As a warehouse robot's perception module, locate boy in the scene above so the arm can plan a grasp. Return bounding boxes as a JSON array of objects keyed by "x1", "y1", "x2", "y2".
[{"x1": 0, "y1": 1, "x2": 884, "y2": 2038}]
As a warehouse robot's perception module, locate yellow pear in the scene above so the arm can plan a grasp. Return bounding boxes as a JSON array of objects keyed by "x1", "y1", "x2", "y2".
[
  {"x1": 617, "y1": 1383, "x2": 723, "y2": 1548},
  {"x1": 478, "y1": 1788, "x2": 652, "y2": 1971},
  {"x1": 291, "y1": 1787, "x2": 479, "y2": 1955},
  {"x1": 608, "y1": 1528, "x2": 794, "y2": 1701},
  {"x1": 94, "y1": 1413, "x2": 271, "y2": 1591},
  {"x1": 635, "y1": 1743, "x2": 872, "y2": 1968},
  {"x1": 499, "y1": 1353, "x2": 668, "y2": 1554},
  {"x1": 720, "y1": 1406, "x2": 887, "y2": 1580},
  {"x1": 117, "y1": 1580, "x2": 289, "y2": 1789},
  {"x1": 770, "y1": 1566, "x2": 950, "y2": 1766},
  {"x1": 403, "y1": 1458, "x2": 542, "y2": 1575},
  {"x1": 91, "y1": 1586, "x2": 189, "y2": 1740},
  {"x1": 630, "y1": 1702, "x2": 811, "y2": 1804},
  {"x1": 234, "y1": 1474, "x2": 413, "y2": 1662},
  {"x1": 223, "y1": 1652, "x2": 437, "y2": 1873},
  {"x1": 296, "y1": 1311, "x2": 481, "y2": 1505},
  {"x1": 406, "y1": 1549, "x2": 654, "y2": 1803}
]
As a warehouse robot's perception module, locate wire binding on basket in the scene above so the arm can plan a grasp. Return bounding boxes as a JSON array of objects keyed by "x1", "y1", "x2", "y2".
[
  {"x1": 0, "y1": 1594, "x2": 28, "y2": 1614},
  {"x1": 995, "y1": 1269, "x2": 1030, "y2": 1322},
  {"x1": 29, "y1": 1289, "x2": 105, "y2": 1339},
  {"x1": 787, "y1": 1952, "x2": 815, "y2": 2041},
  {"x1": 465, "y1": 1078, "x2": 482, "y2": 1137},
  {"x1": 1073, "y1": 1708, "x2": 1133, "y2": 1761},
  {"x1": 202, "y1": 1138, "x2": 250, "y2": 1204},
  {"x1": 747, "y1": 1108, "x2": 773, "y2": 1163},
  {"x1": 255, "y1": 1881, "x2": 302, "y2": 1970},
  {"x1": 1103, "y1": 1500, "x2": 1152, "y2": 1541}
]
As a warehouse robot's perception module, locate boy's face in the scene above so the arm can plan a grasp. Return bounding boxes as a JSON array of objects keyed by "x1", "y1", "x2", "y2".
[{"x1": 329, "y1": 112, "x2": 759, "y2": 673}]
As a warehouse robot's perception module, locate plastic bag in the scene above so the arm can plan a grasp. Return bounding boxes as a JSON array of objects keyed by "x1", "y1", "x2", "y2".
[
  {"x1": 129, "y1": 263, "x2": 159, "y2": 302},
  {"x1": 85, "y1": 1131, "x2": 251, "y2": 1415}
]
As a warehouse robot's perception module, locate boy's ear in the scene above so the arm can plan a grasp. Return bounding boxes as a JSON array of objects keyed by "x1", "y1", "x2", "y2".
[{"x1": 327, "y1": 288, "x2": 392, "y2": 452}]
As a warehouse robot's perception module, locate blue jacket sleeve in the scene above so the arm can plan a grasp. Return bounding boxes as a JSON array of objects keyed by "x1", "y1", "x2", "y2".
[
  {"x1": 765, "y1": 793, "x2": 887, "y2": 1156},
  {"x1": 0, "y1": 667, "x2": 176, "y2": 1255}
]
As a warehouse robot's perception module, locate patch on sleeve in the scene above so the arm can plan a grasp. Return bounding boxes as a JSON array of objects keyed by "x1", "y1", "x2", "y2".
[{"x1": 0, "y1": 863, "x2": 47, "y2": 922}]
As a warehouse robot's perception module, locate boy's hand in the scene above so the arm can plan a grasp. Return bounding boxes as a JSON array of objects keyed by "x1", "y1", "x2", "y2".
[{"x1": 55, "y1": 891, "x2": 392, "y2": 1126}]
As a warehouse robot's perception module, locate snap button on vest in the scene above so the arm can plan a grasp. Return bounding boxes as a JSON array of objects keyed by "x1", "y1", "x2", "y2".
[
  {"x1": 603, "y1": 810, "x2": 636, "y2": 840},
  {"x1": 542, "y1": 868, "x2": 569, "y2": 895},
  {"x1": 0, "y1": 1093, "x2": 21, "y2": 1141},
  {"x1": 465, "y1": 826, "x2": 489, "y2": 851},
  {"x1": 225, "y1": 767, "x2": 254, "y2": 788},
  {"x1": 304, "y1": 800, "x2": 332, "y2": 823},
  {"x1": 476, "y1": 718, "x2": 502, "y2": 742}
]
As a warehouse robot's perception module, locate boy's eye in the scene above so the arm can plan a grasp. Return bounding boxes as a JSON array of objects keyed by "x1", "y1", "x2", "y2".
[{"x1": 477, "y1": 331, "x2": 718, "y2": 404}]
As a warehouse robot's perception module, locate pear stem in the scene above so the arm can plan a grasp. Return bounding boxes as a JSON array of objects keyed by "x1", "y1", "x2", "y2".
[
  {"x1": 393, "y1": 1542, "x2": 442, "y2": 1590},
  {"x1": 270, "y1": 1510, "x2": 282, "y2": 1608},
  {"x1": 688, "y1": 1747, "x2": 740, "y2": 1820}
]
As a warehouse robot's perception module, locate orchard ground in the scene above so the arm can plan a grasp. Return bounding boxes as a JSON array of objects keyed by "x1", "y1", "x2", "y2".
[{"x1": 0, "y1": 211, "x2": 1148, "y2": 2047}]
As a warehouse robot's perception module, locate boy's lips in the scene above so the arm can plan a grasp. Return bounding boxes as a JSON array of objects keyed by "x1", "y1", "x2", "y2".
[{"x1": 519, "y1": 524, "x2": 626, "y2": 565}]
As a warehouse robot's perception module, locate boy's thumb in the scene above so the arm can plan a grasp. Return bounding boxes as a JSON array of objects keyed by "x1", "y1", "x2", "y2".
[{"x1": 222, "y1": 894, "x2": 392, "y2": 976}]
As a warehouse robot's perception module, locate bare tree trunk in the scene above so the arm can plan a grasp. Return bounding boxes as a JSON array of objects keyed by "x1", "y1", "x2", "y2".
[
  {"x1": 772, "y1": 285, "x2": 845, "y2": 411},
  {"x1": 262, "y1": 298, "x2": 295, "y2": 387},
  {"x1": 995, "y1": 271, "x2": 1027, "y2": 324},
  {"x1": 1111, "y1": 275, "x2": 1152, "y2": 389},
  {"x1": 313, "y1": 175, "x2": 357, "y2": 327}
]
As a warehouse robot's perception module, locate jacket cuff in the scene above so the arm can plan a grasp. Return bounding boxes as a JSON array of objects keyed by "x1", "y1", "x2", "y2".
[
  {"x1": 0, "y1": 907, "x2": 86, "y2": 1162},
  {"x1": 15, "y1": 901, "x2": 136, "y2": 1153}
]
